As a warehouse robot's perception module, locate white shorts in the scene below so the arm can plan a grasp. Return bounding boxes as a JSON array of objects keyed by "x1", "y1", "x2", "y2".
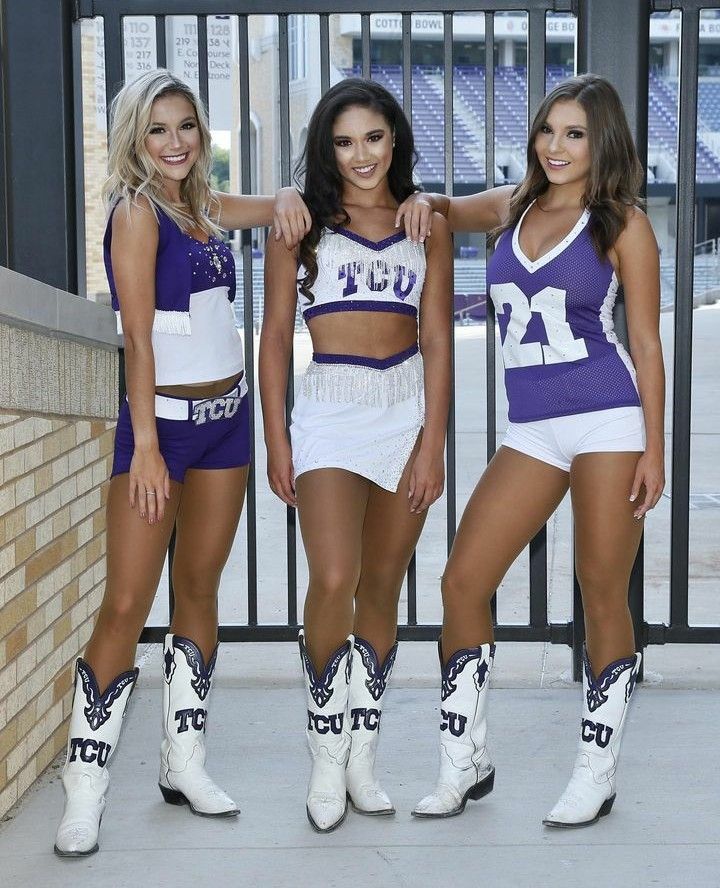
[{"x1": 501, "y1": 406, "x2": 646, "y2": 473}]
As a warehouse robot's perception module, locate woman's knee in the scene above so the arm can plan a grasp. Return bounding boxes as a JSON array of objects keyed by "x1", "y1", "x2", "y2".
[
  {"x1": 441, "y1": 567, "x2": 491, "y2": 613},
  {"x1": 307, "y1": 566, "x2": 359, "y2": 608},
  {"x1": 96, "y1": 591, "x2": 148, "y2": 636}
]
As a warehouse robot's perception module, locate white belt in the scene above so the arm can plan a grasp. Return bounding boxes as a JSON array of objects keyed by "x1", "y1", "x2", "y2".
[{"x1": 149, "y1": 378, "x2": 245, "y2": 421}]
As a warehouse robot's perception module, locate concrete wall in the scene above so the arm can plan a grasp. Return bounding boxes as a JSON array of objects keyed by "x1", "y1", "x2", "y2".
[{"x1": 0, "y1": 266, "x2": 120, "y2": 818}]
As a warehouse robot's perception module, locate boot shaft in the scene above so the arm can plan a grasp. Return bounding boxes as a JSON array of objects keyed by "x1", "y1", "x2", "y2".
[
  {"x1": 299, "y1": 632, "x2": 353, "y2": 757},
  {"x1": 579, "y1": 649, "x2": 641, "y2": 767},
  {"x1": 64, "y1": 659, "x2": 138, "y2": 773},
  {"x1": 348, "y1": 637, "x2": 397, "y2": 738},
  {"x1": 162, "y1": 634, "x2": 217, "y2": 766},
  {"x1": 439, "y1": 642, "x2": 495, "y2": 751}
]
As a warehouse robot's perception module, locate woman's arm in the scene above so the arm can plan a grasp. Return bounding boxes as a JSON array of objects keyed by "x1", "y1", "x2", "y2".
[
  {"x1": 411, "y1": 211, "x2": 453, "y2": 513},
  {"x1": 213, "y1": 188, "x2": 311, "y2": 249},
  {"x1": 395, "y1": 184, "x2": 515, "y2": 243},
  {"x1": 259, "y1": 232, "x2": 299, "y2": 506},
  {"x1": 615, "y1": 208, "x2": 666, "y2": 519},
  {"x1": 111, "y1": 196, "x2": 170, "y2": 525}
]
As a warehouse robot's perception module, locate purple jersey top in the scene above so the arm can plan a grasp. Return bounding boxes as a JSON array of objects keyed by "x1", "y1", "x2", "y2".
[{"x1": 486, "y1": 201, "x2": 641, "y2": 423}]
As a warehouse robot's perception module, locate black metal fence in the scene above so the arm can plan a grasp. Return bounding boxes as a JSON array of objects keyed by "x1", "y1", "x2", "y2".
[{"x1": 2, "y1": 0, "x2": 718, "y2": 676}]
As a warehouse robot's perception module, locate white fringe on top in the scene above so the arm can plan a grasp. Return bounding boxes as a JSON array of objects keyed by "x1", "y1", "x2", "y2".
[
  {"x1": 300, "y1": 351, "x2": 424, "y2": 408},
  {"x1": 115, "y1": 309, "x2": 192, "y2": 336}
]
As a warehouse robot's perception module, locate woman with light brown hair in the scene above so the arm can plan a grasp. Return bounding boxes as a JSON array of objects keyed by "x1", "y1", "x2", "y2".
[
  {"x1": 397, "y1": 73, "x2": 664, "y2": 827},
  {"x1": 53, "y1": 68, "x2": 310, "y2": 856}
]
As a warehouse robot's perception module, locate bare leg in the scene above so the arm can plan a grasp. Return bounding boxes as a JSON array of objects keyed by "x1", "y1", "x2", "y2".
[
  {"x1": 354, "y1": 439, "x2": 428, "y2": 661},
  {"x1": 296, "y1": 469, "x2": 370, "y2": 670},
  {"x1": 170, "y1": 465, "x2": 249, "y2": 662},
  {"x1": 441, "y1": 447, "x2": 569, "y2": 658},
  {"x1": 84, "y1": 474, "x2": 183, "y2": 690},
  {"x1": 570, "y1": 452, "x2": 644, "y2": 674}
]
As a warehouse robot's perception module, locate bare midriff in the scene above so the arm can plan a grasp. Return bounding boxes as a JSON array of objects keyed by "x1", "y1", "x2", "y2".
[
  {"x1": 307, "y1": 311, "x2": 417, "y2": 359},
  {"x1": 156, "y1": 372, "x2": 243, "y2": 399}
]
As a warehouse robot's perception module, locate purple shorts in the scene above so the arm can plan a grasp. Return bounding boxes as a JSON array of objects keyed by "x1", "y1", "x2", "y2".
[{"x1": 111, "y1": 379, "x2": 251, "y2": 484}]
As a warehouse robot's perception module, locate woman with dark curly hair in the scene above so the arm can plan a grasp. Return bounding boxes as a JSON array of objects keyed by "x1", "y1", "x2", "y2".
[
  {"x1": 397, "y1": 73, "x2": 665, "y2": 827},
  {"x1": 260, "y1": 78, "x2": 452, "y2": 832}
]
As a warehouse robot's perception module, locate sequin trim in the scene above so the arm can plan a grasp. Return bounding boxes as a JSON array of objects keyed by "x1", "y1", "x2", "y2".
[{"x1": 300, "y1": 350, "x2": 424, "y2": 408}]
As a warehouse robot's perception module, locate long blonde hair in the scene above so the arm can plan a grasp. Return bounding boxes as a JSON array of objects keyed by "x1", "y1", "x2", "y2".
[
  {"x1": 102, "y1": 69, "x2": 220, "y2": 237},
  {"x1": 494, "y1": 74, "x2": 644, "y2": 256}
]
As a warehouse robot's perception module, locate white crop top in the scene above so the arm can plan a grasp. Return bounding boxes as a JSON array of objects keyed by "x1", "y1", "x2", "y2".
[
  {"x1": 297, "y1": 226, "x2": 426, "y2": 321},
  {"x1": 152, "y1": 285, "x2": 247, "y2": 390}
]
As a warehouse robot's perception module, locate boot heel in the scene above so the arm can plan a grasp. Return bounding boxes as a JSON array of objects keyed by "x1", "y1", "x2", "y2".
[
  {"x1": 598, "y1": 793, "x2": 616, "y2": 817},
  {"x1": 469, "y1": 768, "x2": 495, "y2": 800},
  {"x1": 159, "y1": 783, "x2": 187, "y2": 806}
]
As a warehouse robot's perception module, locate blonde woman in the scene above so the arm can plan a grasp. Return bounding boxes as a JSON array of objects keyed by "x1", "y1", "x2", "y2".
[{"x1": 54, "y1": 69, "x2": 310, "y2": 857}]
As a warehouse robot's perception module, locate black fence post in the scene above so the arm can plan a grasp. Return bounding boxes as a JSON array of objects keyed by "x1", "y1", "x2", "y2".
[
  {"x1": 574, "y1": 0, "x2": 650, "y2": 680},
  {"x1": 2, "y1": 0, "x2": 78, "y2": 292}
]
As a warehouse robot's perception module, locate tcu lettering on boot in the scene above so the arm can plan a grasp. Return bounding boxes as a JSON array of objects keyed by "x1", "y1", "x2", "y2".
[
  {"x1": 350, "y1": 707, "x2": 381, "y2": 731},
  {"x1": 581, "y1": 718, "x2": 614, "y2": 749},
  {"x1": 306, "y1": 710, "x2": 344, "y2": 735},
  {"x1": 68, "y1": 737, "x2": 112, "y2": 767},
  {"x1": 440, "y1": 709, "x2": 468, "y2": 738},
  {"x1": 192, "y1": 395, "x2": 241, "y2": 425},
  {"x1": 338, "y1": 261, "x2": 417, "y2": 301},
  {"x1": 175, "y1": 707, "x2": 207, "y2": 733}
]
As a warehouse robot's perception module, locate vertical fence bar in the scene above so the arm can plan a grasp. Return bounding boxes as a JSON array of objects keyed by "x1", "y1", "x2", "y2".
[
  {"x1": 197, "y1": 15, "x2": 209, "y2": 108},
  {"x1": 444, "y1": 13, "x2": 456, "y2": 554},
  {"x1": 319, "y1": 14, "x2": 330, "y2": 94},
  {"x1": 484, "y1": 12, "x2": 499, "y2": 628},
  {"x1": 671, "y1": 5, "x2": 699, "y2": 630},
  {"x1": 103, "y1": 14, "x2": 124, "y2": 119},
  {"x1": 72, "y1": 17, "x2": 87, "y2": 299},
  {"x1": 526, "y1": 7, "x2": 549, "y2": 633},
  {"x1": 156, "y1": 15, "x2": 166, "y2": 67},
  {"x1": 237, "y1": 14, "x2": 258, "y2": 626},
  {"x1": 484, "y1": 12, "x2": 496, "y2": 465},
  {"x1": 361, "y1": 13, "x2": 370, "y2": 79},
  {"x1": 577, "y1": 0, "x2": 651, "y2": 677},
  {"x1": 278, "y1": 14, "x2": 298, "y2": 627},
  {"x1": 401, "y1": 12, "x2": 417, "y2": 626}
]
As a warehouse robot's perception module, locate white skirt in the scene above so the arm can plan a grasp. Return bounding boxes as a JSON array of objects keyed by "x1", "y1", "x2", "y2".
[{"x1": 290, "y1": 348, "x2": 425, "y2": 493}]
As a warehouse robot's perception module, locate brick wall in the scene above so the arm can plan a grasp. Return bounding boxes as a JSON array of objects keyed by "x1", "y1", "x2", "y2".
[
  {"x1": 0, "y1": 415, "x2": 115, "y2": 817},
  {"x1": 0, "y1": 267, "x2": 119, "y2": 819}
]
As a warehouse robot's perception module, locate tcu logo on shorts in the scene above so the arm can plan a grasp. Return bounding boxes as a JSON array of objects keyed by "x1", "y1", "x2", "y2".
[
  {"x1": 349, "y1": 707, "x2": 381, "y2": 731},
  {"x1": 440, "y1": 709, "x2": 468, "y2": 738},
  {"x1": 581, "y1": 718, "x2": 614, "y2": 748},
  {"x1": 192, "y1": 394, "x2": 241, "y2": 426},
  {"x1": 69, "y1": 737, "x2": 112, "y2": 767},
  {"x1": 175, "y1": 707, "x2": 207, "y2": 733},
  {"x1": 307, "y1": 710, "x2": 344, "y2": 735}
]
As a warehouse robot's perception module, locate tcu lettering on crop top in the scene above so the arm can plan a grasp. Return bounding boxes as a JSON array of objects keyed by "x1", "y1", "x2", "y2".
[
  {"x1": 104, "y1": 201, "x2": 245, "y2": 387},
  {"x1": 296, "y1": 226, "x2": 426, "y2": 321},
  {"x1": 486, "y1": 201, "x2": 641, "y2": 423}
]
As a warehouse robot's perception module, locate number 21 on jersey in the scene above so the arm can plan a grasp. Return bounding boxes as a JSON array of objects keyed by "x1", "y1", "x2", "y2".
[{"x1": 490, "y1": 283, "x2": 589, "y2": 368}]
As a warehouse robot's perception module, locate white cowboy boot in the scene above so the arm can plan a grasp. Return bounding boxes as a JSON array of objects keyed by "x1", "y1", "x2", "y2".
[
  {"x1": 413, "y1": 641, "x2": 495, "y2": 818},
  {"x1": 544, "y1": 648, "x2": 641, "y2": 828},
  {"x1": 159, "y1": 634, "x2": 238, "y2": 817},
  {"x1": 54, "y1": 659, "x2": 138, "y2": 856},
  {"x1": 346, "y1": 636, "x2": 397, "y2": 816},
  {"x1": 299, "y1": 630, "x2": 353, "y2": 832}
]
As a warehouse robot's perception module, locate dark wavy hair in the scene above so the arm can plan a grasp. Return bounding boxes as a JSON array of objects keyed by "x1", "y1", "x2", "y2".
[
  {"x1": 294, "y1": 78, "x2": 419, "y2": 300},
  {"x1": 494, "y1": 74, "x2": 644, "y2": 255}
]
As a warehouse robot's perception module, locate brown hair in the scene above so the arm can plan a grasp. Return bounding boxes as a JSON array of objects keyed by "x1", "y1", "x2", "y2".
[{"x1": 494, "y1": 74, "x2": 644, "y2": 255}]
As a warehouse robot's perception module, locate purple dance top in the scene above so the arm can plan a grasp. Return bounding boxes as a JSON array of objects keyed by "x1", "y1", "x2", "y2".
[{"x1": 486, "y1": 202, "x2": 641, "y2": 423}]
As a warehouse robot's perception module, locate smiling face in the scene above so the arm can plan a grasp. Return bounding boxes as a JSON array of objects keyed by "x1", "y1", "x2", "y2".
[
  {"x1": 331, "y1": 104, "x2": 394, "y2": 197},
  {"x1": 144, "y1": 92, "x2": 201, "y2": 195},
  {"x1": 534, "y1": 99, "x2": 590, "y2": 192}
]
